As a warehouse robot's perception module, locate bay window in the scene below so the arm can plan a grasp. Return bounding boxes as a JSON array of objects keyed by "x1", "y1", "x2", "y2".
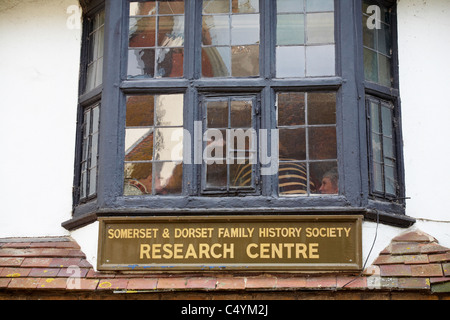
[{"x1": 66, "y1": 0, "x2": 411, "y2": 231}]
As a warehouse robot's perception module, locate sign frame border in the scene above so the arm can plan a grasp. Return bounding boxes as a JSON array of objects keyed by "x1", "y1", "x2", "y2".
[{"x1": 97, "y1": 215, "x2": 363, "y2": 272}]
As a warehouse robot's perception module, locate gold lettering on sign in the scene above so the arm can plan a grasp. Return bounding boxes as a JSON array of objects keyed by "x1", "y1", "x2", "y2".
[{"x1": 140, "y1": 243, "x2": 235, "y2": 260}]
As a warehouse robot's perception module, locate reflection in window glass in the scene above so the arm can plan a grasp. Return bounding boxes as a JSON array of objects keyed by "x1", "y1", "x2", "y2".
[
  {"x1": 362, "y1": 0, "x2": 393, "y2": 87},
  {"x1": 85, "y1": 10, "x2": 105, "y2": 92},
  {"x1": 277, "y1": 92, "x2": 338, "y2": 196},
  {"x1": 124, "y1": 94, "x2": 184, "y2": 196},
  {"x1": 202, "y1": 0, "x2": 260, "y2": 77},
  {"x1": 128, "y1": 1, "x2": 185, "y2": 79},
  {"x1": 276, "y1": 0, "x2": 335, "y2": 78}
]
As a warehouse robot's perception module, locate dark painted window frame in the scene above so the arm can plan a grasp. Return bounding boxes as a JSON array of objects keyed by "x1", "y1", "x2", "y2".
[
  {"x1": 357, "y1": 0, "x2": 408, "y2": 221},
  {"x1": 65, "y1": 0, "x2": 414, "y2": 231},
  {"x1": 72, "y1": 0, "x2": 104, "y2": 210}
]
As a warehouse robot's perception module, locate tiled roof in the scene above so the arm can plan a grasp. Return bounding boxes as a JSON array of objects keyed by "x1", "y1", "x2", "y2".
[
  {"x1": 0, "y1": 229, "x2": 449, "y2": 296},
  {"x1": 370, "y1": 229, "x2": 450, "y2": 293}
]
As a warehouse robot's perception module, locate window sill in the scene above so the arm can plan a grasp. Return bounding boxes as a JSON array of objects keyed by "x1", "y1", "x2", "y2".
[{"x1": 63, "y1": 197, "x2": 414, "y2": 231}]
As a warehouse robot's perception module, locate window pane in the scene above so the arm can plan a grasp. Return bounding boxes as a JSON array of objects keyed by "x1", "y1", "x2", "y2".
[
  {"x1": 231, "y1": 99, "x2": 252, "y2": 128},
  {"x1": 278, "y1": 162, "x2": 309, "y2": 196},
  {"x1": 230, "y1": 161, "x2": 252, "y2": 188},
  {"x1": 128, "y1": 48, "x2": 156, "y2": 78},
  {"x1": 205, "y1": 129, "x2": 227, "y2": 161},
  {"x1": 154, "y1": 162, "x2": 183, "y2": 195},
  {"x1": 309, "y1": 127, "x2": 337, "y2": 160},
  {"x1": 202, "y1": 1, "x2": 260, "y2": 78},
  {"x1": 88, "y1": 167, "x2": 97, "y2": 197},
  {"x1": 203, "y1": 15, "x2": 230, "y2": 46},
  {"x1": 124, "y1": 93, "x2": 184, "y2": 196},
  {"x1": 277, "y1": 0, "x2": 304, "y2": 13},
  {"x1": 383, "y1": 137, "x2": 394, "y2": 159},
  {"x1": 277, "y1": 14, "x2": 305, "y2": 45},
  {"x1": 129, "y1": 17, "x2": 156, "y2": 48},
  {"x1": 372, "y1": 162, "x2": 384, "y2": 193},
  {"x1": 370, "y1": 101, "x2": 380, "y2": 134},
  {"x1": 154, "y1": 128, "x2": 184, "y2": 161},
  {"x1": 384, "y1": 165, "x2": 396, "y2": 195},
  {"x1": 367, "y1": 96, "x2": 398, "y2": 197},
  {"x1": 363, "y1": 48, "x2": 378, "y2": 83},
  {"x1": 276, "y1": 0, "x2": 335, "y2": 79},
  {"x1": 202, "y1": 95, "x2": 257, "y2": 194},
  {"x1": 306, "y1": 12, "x2": 334, "y2": 44},
  {"x1": 362, "y1": 1, "x2": 393, "y2": 87},
  {"x1": 279, "y1": 128, "x2": 306, "y2": 161},
  {"x1": 156, "y1": 48, "x2": 184, "y2": 78},
  {"x1": 371, "y1": 133, "x2": 382, "y2": 162},
  {"x1": 85, "y1": 64, "x2": 96, "y2": 92},
  {"x1": 207, "y1": 100, "x2": 229, "y2": 128},
  {"x1": 130, "y1": 2, "x2": 156, "y2": 16},
  {"x1": 203, "y1": 0, "x2": 230, "y2": 14},
  {"x1": 159, "y1": 1, "x2": 185, "y2": 15},
  {"x1": 362, "y1": 15, "x2": 376, "y2": 49},
  {"x1": 277, "y1": 92, "x2": 305, "y2": 126},
  {"x1": 83, "y1": 109, "x2": 91, "y2": 152},
  {"x1": 79, "y1": 104, "x2": 101, "y2": 201},
  {"x1": 276, "y1": 46, "x2": 305, "y2": 78},
  {"x1": 308, "y1": 92, "x2": 336, "y2": 125},
  {"x1": 311, "y1": 162, "x2": 338, "y2": 195},
  {"x1": 231, "y1": 14, "x2": 260, "y2": 45},
  {"x1": 232, "y1": 0, "x2": 259, "y2": 13},
  {"x1": 231, "y1": 45, "x2": 259, "y2": 77},
  {"x1": 85, "y1": 10, "x2": 105, "y2": 93},
  {"x1": 277, "y1": 92, "x2": 337, "y2": 197},
  {"x1": 378, "y1": 23, "x2": 392, "y2": 56},
  {"x1": 128, "y1": 1, "x2": 185, "y2": 79},
  {"x1": 306, "y1": 0, "x2": 334, "y2": 12},
  {"x1": 92, "y1": 106, "x2": 100, "y2": 133},
  {"x1": 124, "y1": 163, "x2": 153, "y2": 196},
  {"x1": 126, "y1": 95, "x2": 154, "y2": 127},
  {"x1": 80, "y1": 166, "x2": 87, "y2": 199},
  {"x1": 206, "y1": 163, "x2": 228, "y2": 189},
  {"x1": 381, "y1": 106, "x2": 393, "y2": 137},
  {"x1": 306, "y1": 45, "x2": 335, "y2": 76},
  {"x1": 125, "y1": 129, "x2": 154, "y2": 161},
  {"x1": 158, "y1": 15, "x2": 185, "y2": 47},
  {"x1": 378, "y1": 54, "x2": 392, "y2": 87},
  {"x1": 202, "y1": 47, "x2": 231, "y2": 77},
  {"x1": 95, "y1": 57, "x2": 104, "y2": 88},
  {"x1": 155, "y1": 94, "x2": 184, "y2": 127}
]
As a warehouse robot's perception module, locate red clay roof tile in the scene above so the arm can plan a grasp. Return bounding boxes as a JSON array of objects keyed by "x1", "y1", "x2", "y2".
[{"x1": 0, "y1": 231, "x2": 448, "y2": 294}]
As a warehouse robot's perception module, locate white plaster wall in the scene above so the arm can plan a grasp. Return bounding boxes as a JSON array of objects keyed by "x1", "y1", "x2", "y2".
[
  {"x1": 397, "y1": 0, "x2": 450, "y2": 247},
  {"x1": 0, "y1": 0, "x2": 81, "y2": 238},
  {"x1": 398, "y1": 0, "x2": 450, "y2": 222}
]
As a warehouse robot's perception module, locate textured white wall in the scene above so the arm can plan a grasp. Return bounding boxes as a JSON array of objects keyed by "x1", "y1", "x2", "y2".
[
  {"x1": 397, "y1": 0, "x2": 450, "y2": 244},
  {"x1": 0, "y1": 0, "x2": 81, "y2": 238}
]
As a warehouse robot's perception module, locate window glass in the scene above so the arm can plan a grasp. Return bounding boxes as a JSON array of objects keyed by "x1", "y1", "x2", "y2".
[
  {"x1": 80, "y1": 104, "x2": 101, "y2": 200},
  {"x1": 277, "y1": 92, "x2": 338, "y2": 196},
  {"x1": 85, "y1": 10, "x2": 105, "y2": 92},
  {"x1": 368, "y1": 97, "x2": 397, "y2": 197},
  {"x1": 362, "y1": 0, "x2": 393, "y2": 87},
  {"x1": 203, "y1": 96, "x2": 257, "y2": 193},
  {"x1": 128, "y1": 1, "x2": 185, "y2": 79},
  {"x1": 276, "y1": 0, "x2": 335, "y2": 78},
  {"x1": 124, "y1": 94, "x2": 184, "y2": 196},
  {"x1": 202, "y1": 0, "x2": 260, "y2": 77}
]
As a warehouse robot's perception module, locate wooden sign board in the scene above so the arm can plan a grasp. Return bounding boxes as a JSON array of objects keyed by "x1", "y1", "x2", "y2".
[{"x1": 98, "y1": 215, "x2": 363, "y2": 272}]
